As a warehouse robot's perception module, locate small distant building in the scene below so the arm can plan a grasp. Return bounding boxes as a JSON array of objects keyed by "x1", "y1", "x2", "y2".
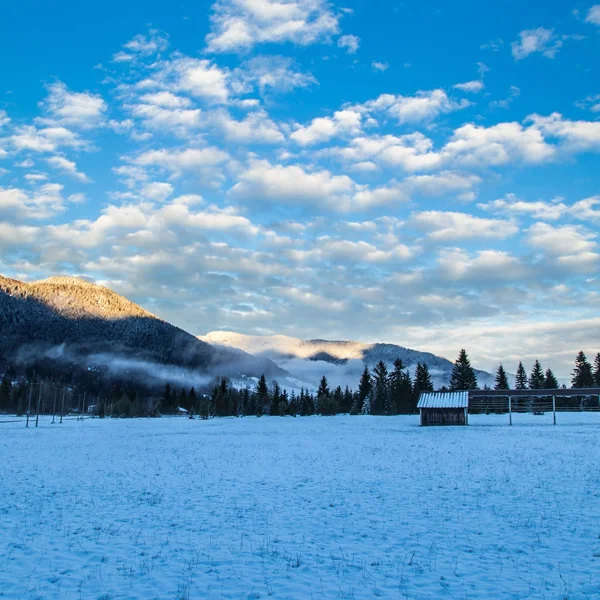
[{"x1": 418, "y1": 391, "x2": 469, "y2": 426}]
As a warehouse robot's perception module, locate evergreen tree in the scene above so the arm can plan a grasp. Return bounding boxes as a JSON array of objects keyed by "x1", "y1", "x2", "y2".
[
  {"x1": 494, "y1": 364, "x2": 510, "y2": 390},
  {"x1": 449, "y1": 349, "x2": 478, "y2": 390},
  {"x1": 593, "y1": 353, "x2": 600, "y2": 387},
  {"x1": 317, "y1": 376, "x2": 330, "y2": 400},
  {"x1": 544, "y1": 368, "x2": 559, "y2": 389},
  {"x1": 0, "y1": 375, "x2": 11, "y2": 412},
  {"x1": 288, "y1": 391, "x2": 298, "y2": 416},
  {"x1": 178, "y1": 388, "x2": 188, "y2": 411},
  {"x1": 161, "y1": 383, "x2": 174, "y2": 414},
  {"x1": 371, "y1": 360, "x2": 389, "y2": 415},
  {"x1": 356, "y1": 365, "x2": 372, "y2": 414},
  {"x1": 269, "y1": 381, "x2": 282, "y2": 416},
  {"x1": 515, "y1": 362, "x2": 528, "y2": 390},
  {"x1": 571, "y1": 351, "x2": 595, "y2": 388},
  {"x1": 255, "y1": 374, "x2": 269, "y2": 416},
  {"x1": 342, "y1": 386, "x2": 353, "y2": 413},
  {"x1": 278, "y1": 389, "x2": 288, "y2": 416},
  {"x1": 528, "y1": 360, "x2": 545, "y2": 389},
  {"x1": 188, "y1": 387, "x2": 198, "y2": 413},
  {"x1": 333, "y1": 386, "x2": 343, "y2": 413},
  {"x1": 414, "y1": 363, "x2": 434, "y2": 393},
  {"x1": 361, "y1": 387, "x2": 374, "y2": 415}
]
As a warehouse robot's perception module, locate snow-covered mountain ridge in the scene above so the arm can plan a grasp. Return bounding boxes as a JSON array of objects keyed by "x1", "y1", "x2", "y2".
[{"x1": 200, "y1": 331, "x2": 495, "y2": 389}]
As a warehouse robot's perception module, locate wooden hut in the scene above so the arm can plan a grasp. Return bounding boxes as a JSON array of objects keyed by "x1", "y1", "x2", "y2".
[{"x1": 418, "y1": 391, "x2": 469, "y2": 426}]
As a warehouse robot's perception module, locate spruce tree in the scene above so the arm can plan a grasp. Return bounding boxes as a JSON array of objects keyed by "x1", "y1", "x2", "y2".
[
  {"x1": 449, "y1": 349, "x2": 478, "y2": 390},
  {"x1": 361, "y1": 387, "x2": 374, "y2": 415},
  {"x1": 161, "y1": 383, "x2": 173, "y2": 414},
  {"x1": 593, "y1": 353, "x2": 600, "y2": 387},
  {"x1": 544, "y1": 368, "x2": 559, "y2": 389},
  {"x1": 371, "y1": 361, "x2": 389, "y2": 415},
  {"x1": 255, "y1": 374, "x2": 269, "y2": 416},
  {"x1": 188, "y1": 387, "x2": 198, "y2": 413},
  {"x1": 0, "y1": 375, "x2": 11, "y2": 412},
  {"x1": 494, "y1": 364, "x2": 509, "y2": 390},
  {"x1": 356, "y1": 366, "x2": 372, "y2": 414},
  {"x1": 528, "y1": 360, "x2": 545, "y2": 389},
  {"x1": 269, "y1": 381, "x2": 282, "y2": 416},
  {"x1": 414, "y1": 363, "x2": 434, "y2": 393},
  {"x1": 571, "y1": 351, "x2": 595, "y2": 388},
  {"x1": 515, "y1": 362, "x2": 528, "y2": 390}
]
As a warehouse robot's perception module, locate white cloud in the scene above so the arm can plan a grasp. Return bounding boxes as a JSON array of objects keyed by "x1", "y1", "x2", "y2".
[
  {"x1": 133, "y1": 147, "x2": 230, "y2": 177},
  {"x1": 489, "y1": 85, "x2": 520, "y2": 109},
  {"x1": 528, "y1": 112, "x2": 600, "y2": 151},
  {"x1": 113, "y1": 29, "x2": 169, "y2": 62},
  {"x1": 337, "y1": 34, "x2": 360, "y2": 54},
  {"x1": 479, "y1": 194, "x2": 569, "y2": 221},
  {"x1": 511, "y1": 27, "x2": 562, "y2": 60},
  {"x1": 291, "y1": 109, "x2": 362, "y2": 145},
  {"x1": 38, "y1": 82, "x2": 107, "y2": 129},
  {"x1": 525, "y1": 222, "x2": 597, "y2": 255},
  {"x1": 205, "y1": 0, "x2": 341, "y2": 53},
  {"x1": 0, "y1": 183, "x2": 68, "y2": 220},
  {"x1": 585, "y1": 5, "x2": 600, "y2": 24},
  {"x1": 230, "y1": 160, "x2": 356, "y2": 209},
  {"x1": 127, "y1": 102, "x2": 203, "y2": 133},
  {"x1": 0, "y1": 110, "x2": 10, "y2": 128},
  {"x1": 453, "y1": 80, "x2": 485, "y2": 93},
  {"x1": 46, "y1": 156, "x2": 91, "y2": 183},
  {"x1": 138, "y1": 91, "x2": 192, "y2": 108},
  {"x1": 409, "y1": 211, "x2": 518, "y2": 241},
  {"x1": 238, "y1": 56, "x2": 317, "y2": 94},
  {"x1": 140, "y1": 182, "x2": 174, "y2": 202},
  {"x1": 371, "y1": 61, "x2": 389, "y2": 72},
  {"x1": 210, "y1": 109, "x2": 284, "y2": 143},
  {"x1": 437, "y1": 248, "x2": 526, "y2": 281},
  {"x1": 441, "y1": 121, "x2": 555, "y2": 166},
  {"x1": 151, "y1": 57, "x2": 230, "y2": 103},
  {"x1": 358, "y1": 90, "x2": 469, "y2": 124},
  {"x1": 10, "y1": 125, "x2": 87, "y2": 153}
]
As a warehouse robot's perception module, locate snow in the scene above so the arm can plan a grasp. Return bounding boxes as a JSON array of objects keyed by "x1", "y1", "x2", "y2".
[{"x1": 1, "y1": 414, "x2": 600, "y2": 599}]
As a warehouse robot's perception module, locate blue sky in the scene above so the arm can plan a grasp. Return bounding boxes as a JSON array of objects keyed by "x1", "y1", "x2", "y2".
[{"x1": 1, "y1": 0, "x2": 599, "y2": 376}]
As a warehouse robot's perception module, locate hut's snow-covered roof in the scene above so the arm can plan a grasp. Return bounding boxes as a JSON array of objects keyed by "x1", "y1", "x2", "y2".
[{"x1": 418, "y1": 391, "x2": 468, "y2": 409}]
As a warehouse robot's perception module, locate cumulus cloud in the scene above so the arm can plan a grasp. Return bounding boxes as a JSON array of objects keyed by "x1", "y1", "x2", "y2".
[
  {"x1": 337, "y1": 34, "x2": 360, "y2": 54},
  {"x1": 37, "y1": 82, "x2": 107, "y2": 129},
  {"x1": 409, "y1": 211, "x2": 518, "y2": 241},
  {"x1": 478, "y1": 194, "x2": 568, "y2": 221},
  {"x1": 291, "y1": 109, "x2": 362, "y2": 145},
  {"x1": 511, "y1": 27, "x2": 562, "y2": 60},
  {"x1": 237, "y1": 56, "x2": 317, "y2": 94},
  {"x1": 525, "y1": 222, "x2": 597, "y2": 255},
  {"x1": 453, "y1": 80, "x2": 485, "y2": 93},
  {"x1": 585, "y1": 5, "x2": 600, "y2": 24},
  {"x1": 205, "y1": 0, "x2": 341, "y2": 53},
  {"x1": 133, "y1": 147, "x2": 230, "y2": 177},
  {"x1": 46, "y1": 156, "x2": 91, "y2": 183},
  {"x1": 113, "y1": 29, "x2": 169, "y2": 62},
  {"x1": 371, "y1": 61, "x2": 389, "y2": 72},
  {"x1": 150, "y1": 57, "x2": 230, "y2": 103},
  {"x1": 357, "y1": 89, "x2": 469, "y2": 124}
]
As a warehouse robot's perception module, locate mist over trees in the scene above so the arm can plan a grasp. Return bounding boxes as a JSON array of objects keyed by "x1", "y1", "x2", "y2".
[{"x1": 1, "y1": 349, "x2": 599, "y2": 419}]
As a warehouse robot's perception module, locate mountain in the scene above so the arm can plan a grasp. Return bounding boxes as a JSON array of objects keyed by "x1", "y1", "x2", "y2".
[
  {"x1": 200, "y1": 331, "x2": 495, "y2": 390},
  {"x1": 0, "y1": 275, "x2": 285, "y2": 388}
]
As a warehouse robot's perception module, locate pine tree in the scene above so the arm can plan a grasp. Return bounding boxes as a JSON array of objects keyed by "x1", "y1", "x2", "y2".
[
  {"x1": 449, "y1": 349, "x2": 478, "y2": 390},
  {"x1": 571, "y1": 351, "x2": 595, "y2": 388},
  {"x1": 494, "y1": 364, "x2": 509, "y2": 390},
  {"x1": 371, "y1": 361, "x2": 389, "y2": 415},
  {"x1": 188, "y1": 387, "x2": 198, "y2": 413},
  {"x1": 361, "y1": 387, "x2": 374, "y2": 415},
  {"x1": 161, "y1": 383, "x2": 173, "y2": 414},
  {"x1": 593, "y1": 353, "x2": 600, "y2": 387},
  {"x1": 0, "y1": 375, "x2": 11, "y2": 411},
  {"x1": 356, "y1": 365, "x2": 372, "y2": 414},
  {"x1": 317, "y1": 376, "x2": 330, "y2": 399},
  {"x1": 342, "y1": 386, "x2": 353, "y2": 413},
  {"x1": 269, "y1": 381, "x2": 282, "y2": 416},
  {"x1": 414, "y1": 363, "x2": 434, "y2": 393},
  {"x1": 528, "y1": 360, "x2": 545, "y2": 389},
  {"x1": 544, "y1": 368, "x2": 559, "y2": 389},
  {"x1": 515, "y1": 362, "x2": 528, "y2": 390},
  {"x1": 255, "y1": 374, "x2": 269, "y2": 416}
]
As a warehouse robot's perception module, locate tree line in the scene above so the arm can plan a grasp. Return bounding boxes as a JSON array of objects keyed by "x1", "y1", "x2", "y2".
[{"x1": 1, "y1": 350, "x2": 599, "y2": 418}]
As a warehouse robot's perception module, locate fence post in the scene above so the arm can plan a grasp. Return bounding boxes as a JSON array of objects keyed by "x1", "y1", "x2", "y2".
[
  {"x1": 26, "y1": 384, "x2": 33, "y2": 428},
  {"x1": 35, "y1": 383, "x2": 42, "y2": 427},
  {"x1": 52, "y1": 386, "x2": 57, "y2": 424},
  {"x1": 508, "y1": 396, "x2": 512, "y2": 426},
  {"x1": 60, "y1": 388, "x2": 65, "y2": 424},
  {"x1": 552, "y1": 395, "x2": 556, "y2": 425}
]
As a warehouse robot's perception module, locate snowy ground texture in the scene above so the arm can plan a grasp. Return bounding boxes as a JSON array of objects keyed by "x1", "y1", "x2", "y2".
[{"x1": 1, "y1": 414, "x2": 600, "y2": 600}]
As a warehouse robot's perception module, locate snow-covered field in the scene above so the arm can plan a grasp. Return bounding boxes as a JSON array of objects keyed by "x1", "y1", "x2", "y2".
[{"x1": 1, "y1": 414, "x2": 599, "y2": 599}]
